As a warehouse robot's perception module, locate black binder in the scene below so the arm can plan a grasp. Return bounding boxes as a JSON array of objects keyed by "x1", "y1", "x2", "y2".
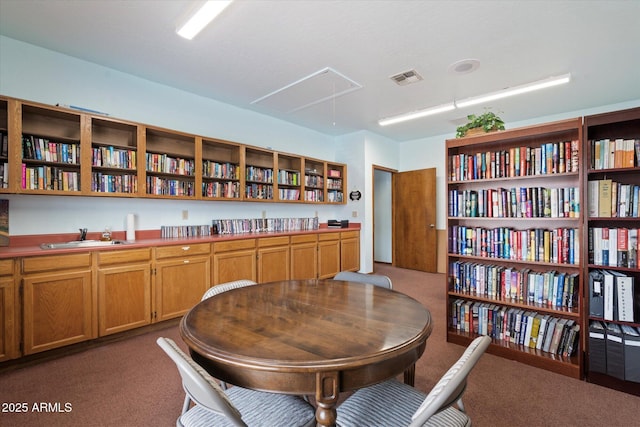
[
  {"x1": 589, "y1": 270, "x2": 604, "y2": 318},
  {"x1": 605, "y1": 322, "x2": 625, "y2": 380},
  {"x1": 588, "y1": 321, "x2": 607, "y2": 374},
  {"x1": 622, "y1": 325, "x2": 640, "y2": 383}
]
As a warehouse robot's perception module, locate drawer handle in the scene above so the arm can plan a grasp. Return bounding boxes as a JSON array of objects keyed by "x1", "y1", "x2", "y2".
[
  {"x1": 182, "y1": 246, "x2": 190, "y2": 251},
  {"x1": 183, "y1": 260, "x2": 190, "y2": 264}
]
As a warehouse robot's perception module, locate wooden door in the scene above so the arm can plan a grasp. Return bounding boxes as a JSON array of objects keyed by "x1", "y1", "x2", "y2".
[
  {"x1": 98, "y1": 263, "x2": 151, "y2": 335},
  {"x1": 155, "y1": 256, "x2": 210, "y2": 322},
  {"x1": 393, "y1": 168, "x2": 437, "y2": 272},
  {"x1": 0, "y1": 275, "x2": 17, "y2": 361},
  {"x1": 22, "y1": 270, "x2": 94, "y2": 355}
]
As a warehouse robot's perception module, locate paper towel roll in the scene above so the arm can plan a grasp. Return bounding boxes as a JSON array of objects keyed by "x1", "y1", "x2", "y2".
[{"x1": 126, "y1": 213, "x2": 136, "y2": 241}]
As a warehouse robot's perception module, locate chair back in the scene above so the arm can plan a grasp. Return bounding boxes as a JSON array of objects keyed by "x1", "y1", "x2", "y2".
[
  {"x1": 202, "y1": 279, "x2": 258, "y2": 300},
  {"x1": 156, "y1": 337, "x2": 246, "y2": 427},
  {"x1": 334, "y1": 271, "x2": 393, "y2": 289},
  {"x1": 409, "y1": 335, "x2": 491, "y2": 427}
]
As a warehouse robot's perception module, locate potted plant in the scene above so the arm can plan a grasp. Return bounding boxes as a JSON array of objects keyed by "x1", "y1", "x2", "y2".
[{"x1": 456, "y1": 111, "x2": 505, "y2": 138}]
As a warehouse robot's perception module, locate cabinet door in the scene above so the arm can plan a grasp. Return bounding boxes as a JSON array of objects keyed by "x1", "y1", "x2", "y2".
[
  {"x1": 340, "y1": 232, "x2": 360, "y2": 272},
  {"x1": 23, "y1": 270, "x2": 94, "y2": 355},
  {"x1": 291, "y1": 242, "x2": 318, "y2": 280},
  {"x1": 213, "y1": 249, "x2": 257, "y2": 284},
  {"x1": 155, "y1": 256, "x2": 210, "y2": 321},
  {"x1": 0, "y1": 276, "x2": 17, "y2": 361},
  {"x1": 97, "y1": 263, "x2": 151, "y2": 336},
  {"x1": 258, "y1": 245, "x2": 290, "y2": 282},
  {"x1": 318, "y1": 239, "x2": 341, "y2": 279}
]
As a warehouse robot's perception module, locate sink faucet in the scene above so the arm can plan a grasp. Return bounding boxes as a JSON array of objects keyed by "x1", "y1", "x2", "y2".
[{"x1": 79, "y1": 228, "x2": 88, "y2": 241}]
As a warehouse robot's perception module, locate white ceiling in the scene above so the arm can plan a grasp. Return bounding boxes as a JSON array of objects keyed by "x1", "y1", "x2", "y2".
[{"x1": 1, "y1": 0, "x2": 639, "y2": 142}]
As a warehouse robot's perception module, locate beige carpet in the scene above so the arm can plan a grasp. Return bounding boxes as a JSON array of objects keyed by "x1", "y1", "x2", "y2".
[{"x1": 1, "y1": 263, "x2": 639, "y2": 426}]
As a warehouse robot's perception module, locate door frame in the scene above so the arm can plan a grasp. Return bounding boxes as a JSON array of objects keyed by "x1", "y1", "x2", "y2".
[{"x1": 372, "y1": 164, "x2": 397, "y2": 267}]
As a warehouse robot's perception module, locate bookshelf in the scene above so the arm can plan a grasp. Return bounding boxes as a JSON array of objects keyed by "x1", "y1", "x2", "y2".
[
  {"x1": 90, "y1": 117, "x2": 138, "y2": 195},
  {"x1": 201, "y1": 138, "x2": 242, "y2": 200},
  {"x1": 303, "y1": 158, "x2": 325, "y2": 203},
  {"x1": 446, "y1": 118, "x2": 584, "y2": 379},
  {"x1": 245, "y1": 147, "x2": 275, "y2": 201},
  {"x1": 583, "y1": 106, "x2": 640, "y2": 396},
  {"x1": 2, "y1": 96, "x2": 346, "y2": 204},
  {"x1": 326, "y1": 163, "x2": 345, "y2": 204}
]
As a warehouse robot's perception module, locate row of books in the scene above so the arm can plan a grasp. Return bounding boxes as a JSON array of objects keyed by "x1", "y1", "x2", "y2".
[
  {"x1": 449, "y1": 225, "x2": 580, "y2": 265},
  {"x1": 245, "y1": 183, "x2": 273, "y2": 199},
  {"x1": 91, "y1": 173, "x2": 138, "y2": 193},
  {"x1": 305, "y1": 175, "x2": 324, "y2": 188},
  {"x1": 327, "y1": 177, "x2": 343, "y2": 189},
  {"x1": 246, "y1": 166, "x2": 273, "y2": 183},
  {"x1": 448, "y1": 186, "x2": 580, "y2": 218},
  {"x1": 22, "y1": 135, "x2": 80, "y2": 164},
  {"x1": 278, "y1": 188, "x2": 300, "y2": 201},
  {"x1": 589, "y1": 321, "x2": 640, "y2": 383},
  {"x1": 0, "y1": 163, "x2": 8, "y2": 189},
  {"x1": 160, "y1": 225, "x2": 212, "y2": 239},
  {"x1": 145, "y1": 176, "x2": 195, "y2": 196},
  {"x1": 277, "y1": 170, "x2": 300, "y2": 186},
  {"x1": 202, "y1": 181, "x2": 240, "y2": 199},
  {"x1": 21, "y1": 164, "x2": 80, "y2": 191},
  {"x1": 211, "y1": 217, "x2": 319, "y2": 235},
  {"x1": 92, "y1": 146, "x2": 136, "y2": 169},
  {"x1": 202, "y1": 161, "x2": 239, "y2": 180},
  {"x1": 0, "y1": 132, "x2": 9, "y2": 157},
  {"x1": 450, "y1": 260, "x2": 579, "y2": 309},
  {"x1": 146, "y1": 153, "x2": 195, "y2": 176},
  {"x1": 327, "y1": 190, "x2": 344, "y2": 202},
  {"x1": 588, "y1": 227, "x2": 639, "y2": 268},
  {"x1": 588, "y1": 179, "x2": 639, "y2": 218},
  {"x1": 448, "y1": 140, "x2": 580, "y2": 182},
  {"x1": 589, "y1": 138, "x2": 640, "y2": 170},
  {"x1": 589, "y1": 270, "x2": 636, "y2": 322},
  {"x1": 450, "y1": 299, "x2": 580, "y2": 357},
  {"x1": 304, "y1": 189, "x2": 324, "y2": 202}
]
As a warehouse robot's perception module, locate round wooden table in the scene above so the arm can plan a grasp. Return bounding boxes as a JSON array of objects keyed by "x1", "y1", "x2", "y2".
[{"x1": 180, "y1": 279, "x2": 433, "y2": 427}]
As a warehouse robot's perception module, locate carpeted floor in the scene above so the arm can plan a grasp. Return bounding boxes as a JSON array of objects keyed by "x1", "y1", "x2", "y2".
[{"x1": 1, "y1": 264, "x2": 639, "y2": 426}]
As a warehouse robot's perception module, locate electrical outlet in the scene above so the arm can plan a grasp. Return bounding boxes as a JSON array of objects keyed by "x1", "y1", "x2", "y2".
[
  {"x1": 262, "y1": 210, "x2": 267, "y2": 219},
  {"x1": 352, "y1": 211, "x2": 358, "y2": 218},
  {"x1": 182, "y1": 210, "x2": 189, "y2": 220}
]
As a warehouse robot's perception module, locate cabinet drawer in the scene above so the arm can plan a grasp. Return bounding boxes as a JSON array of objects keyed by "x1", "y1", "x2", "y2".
[
  {"x1": 318, "y1": 232, "x2": 340, "y2": 241},
  {"x1": 98, "y1": 248, "x2": 152, "y2": 265},
  {"x1": 340, "y1": 231, "x2": 359, "y2": 239},
  {"x1": 22, "y1": 253, "x2": 91, "y2": 273},
  {"x1": 258, "y1": 236, "x2": 289, "y2": 247},
  {"x1": 214, "y1": 239, "x2": 256, "y2": 252},
  {"x1": 155, "y1": 243, "x2": 211, "y2": 259},
  {"x1": 291, "y1": 234, "x2": 317, "y2": 244},
  {"x1": 0, "y1": 259, "x2": 14, "y2": 276}
]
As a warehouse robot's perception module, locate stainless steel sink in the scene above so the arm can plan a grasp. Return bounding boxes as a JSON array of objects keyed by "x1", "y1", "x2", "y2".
[{"x1": 40, "y1": 240, "x2": 128, "y2": 250}]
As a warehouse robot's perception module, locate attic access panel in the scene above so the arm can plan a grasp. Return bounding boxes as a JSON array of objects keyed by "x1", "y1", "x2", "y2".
[{"x1": 251, "y1": 67, "x2": 362, "y2": 113}]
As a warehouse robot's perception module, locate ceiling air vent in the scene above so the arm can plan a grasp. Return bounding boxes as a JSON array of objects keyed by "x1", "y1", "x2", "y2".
[{"x1": 390, "y1": 69, "x2": 423, "y2": 86}]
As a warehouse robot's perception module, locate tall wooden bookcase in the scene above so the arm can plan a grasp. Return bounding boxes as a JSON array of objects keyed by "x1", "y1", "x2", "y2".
[
  {"x1": 583, "y1": 106, "x2": 640, "y2": 396},
  {"x1": 445, "y1": 118, "x2": 584, "y2": 379}
]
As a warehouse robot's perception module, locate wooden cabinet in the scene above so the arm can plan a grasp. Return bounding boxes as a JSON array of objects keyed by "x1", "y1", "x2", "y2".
[
  {"x1": 4, "y1": 96, "x2": 347, "y2": 204},
  {"x1": 583, "y1": 106, "x2": 640, "y2": 395},
  {"x1": 318, "y1": 232, "x2": 341, "y2": 279},
  {"x1": 154, "y1": 243, "x2": 211, "y2": 321},
  {"x1": 340, "y1": 230, "x2": 360, "y2": 272},
  {"x1": 291, "y1": 234, "x2": 318, "y2": 280},
  {"x1": 446, "y1": 118, "x2": 584, "y2": 379},
  {"x1": 257, "y1": 236, "x2": 290, "y2": 282},
  {"x1": 213, "y1": 239, "x2": 257, "y2": 284},
  {"x1": 21, "y1": 253, "x2": 94, "y2": 355},
  {"x1": 0, "y1": 259, "x2": 17, "y2": 361},
  {"x1": 96, "y1": 248, "x2": 152, "y2": 336}
]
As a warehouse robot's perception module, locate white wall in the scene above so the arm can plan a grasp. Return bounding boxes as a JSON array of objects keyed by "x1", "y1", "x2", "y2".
[
  {"x1": 0, "y1": 36, "x2": 348, "y2": 236},
  {"x1": 373, "y1": 169, "x2": 392, "y2": 263}
]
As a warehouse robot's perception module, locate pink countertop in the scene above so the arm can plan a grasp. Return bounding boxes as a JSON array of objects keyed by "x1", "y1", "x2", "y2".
[{"x1": 0, "y1": 223, "x2": 361, "y2": 259}]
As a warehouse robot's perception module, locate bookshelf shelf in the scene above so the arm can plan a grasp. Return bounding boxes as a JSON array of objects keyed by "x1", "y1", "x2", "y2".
[
  {"x1": 584, "y1": 106, "x2": 640, "y2": 396},
  {"x1": 1, "y1": 96, "x2": 346, "y2": 204},
  {"x1": 446, "y1": 117, "x2": 584, "y2": 379}
]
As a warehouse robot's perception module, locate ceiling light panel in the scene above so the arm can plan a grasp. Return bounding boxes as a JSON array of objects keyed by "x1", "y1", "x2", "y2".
[
  {"x1": 177, "y1": 0, "x2": 233, "y2": 40},
  {"x1": 251, "y1": 67, "x2": 363, "y2": 113}
]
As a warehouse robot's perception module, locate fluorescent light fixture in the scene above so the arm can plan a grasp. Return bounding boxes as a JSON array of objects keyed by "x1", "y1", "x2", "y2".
[
  {"x1": 378, "y1": 73, "x2": 571, "y2": 126},
  {"x1": 378, "y1": 103, "x2": 455, "y2": 126},
  {"x1": 177, "y1": 0, "x2": 233, "y2": 40},
  {"x1": 455, "y1": 73, "x2": 571, "y2": 108}
]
